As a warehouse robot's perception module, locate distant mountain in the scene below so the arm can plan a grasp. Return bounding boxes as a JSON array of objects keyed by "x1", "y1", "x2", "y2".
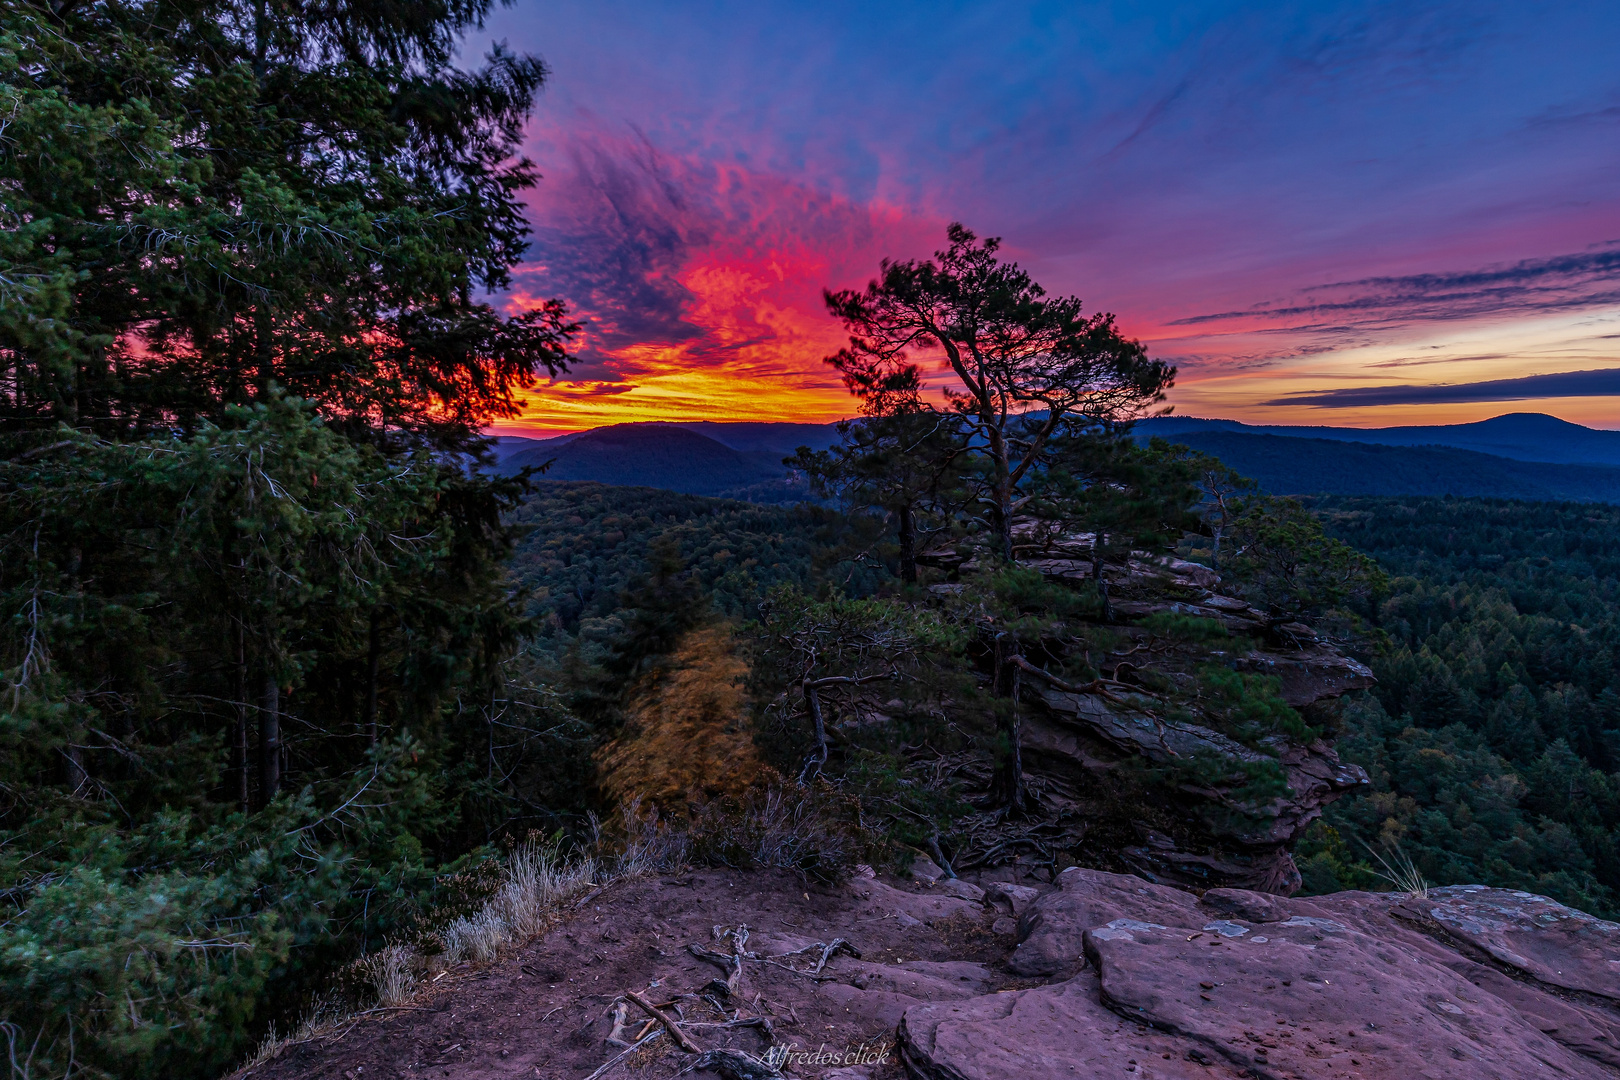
[
  {"x1": 495, "y1": 423, "x2": 805, "y2": 501},
  {"x1": 673, "y1": 421, "x2": 843, "y2": 454},
  {"x1": 1138, "y1": 412, "x2": 1620, "y2": 466},
  {"x1": 1155, "y1": 430, "x2": 1620, "y2": 503},
  {"x1": 483, "y1": 413, "x2": 1620, "y2": 506},
  {"x1": 488, "y1": 434, "x2": 551, "y2": 463},
  {"x1": 491, "y1": 420, "x2": 841, "y2": 461}
]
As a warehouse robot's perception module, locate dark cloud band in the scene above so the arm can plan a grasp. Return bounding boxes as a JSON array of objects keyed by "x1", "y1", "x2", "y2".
[
  {"x1": 1173, "y1": 245, "x2": 1620, "y2": 330},
  {"x1": 1268, "y1": 367, "x2": 1620, "y2": 407}
]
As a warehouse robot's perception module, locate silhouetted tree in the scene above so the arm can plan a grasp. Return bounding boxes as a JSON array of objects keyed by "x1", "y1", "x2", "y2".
[{"x1": 823, "y1": 224, "x2": 1174, "y2": 559}]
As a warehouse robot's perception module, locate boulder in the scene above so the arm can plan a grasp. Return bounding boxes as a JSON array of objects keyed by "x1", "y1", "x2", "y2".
[
  {"x1": 847, "y1": 876, "x2": 983, "y2": 926},
  {"x1": 984, "y1": 882, "x2": 1042, "y2": 916},
  {"x1": 935, "y1": 878, "x2": 986, "y2": 903},
  {"x1": 1398, "y1": 885, "x2": 1620, "y2": 1001},
  {"x1": 1198, "y1": 887, "x2": 1292, "y2": 924},
  {"x1": 1010, "y1": 868, "x2": 1200, "y2": 977}
]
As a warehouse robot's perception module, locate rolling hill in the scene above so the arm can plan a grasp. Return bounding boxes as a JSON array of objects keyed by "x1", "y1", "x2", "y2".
[
  {"x1": 495, "y1": 423, "x2": 805, "y2": 501},
  {"x1": 1154, "y1": 430, "x2": 1620, "y2": 502}
]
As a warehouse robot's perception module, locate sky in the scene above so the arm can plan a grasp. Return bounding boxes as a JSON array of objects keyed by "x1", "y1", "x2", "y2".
[{"x1": 477, "y1": 1, "x2": 1620, "y2": 436}]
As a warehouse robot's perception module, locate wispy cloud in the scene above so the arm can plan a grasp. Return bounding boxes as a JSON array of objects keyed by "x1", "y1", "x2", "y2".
[
  {"x1": 1267, "y1": 366, "x2": 1620, "y2": 407},
  {"x1": 501, "y1": 126, "x2": 939, "y2": 426}
]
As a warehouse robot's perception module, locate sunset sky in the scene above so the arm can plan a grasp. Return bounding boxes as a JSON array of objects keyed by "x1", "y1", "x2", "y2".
[{"x1": 480, "y1": 1, "x2": 1620, "y2": 436}]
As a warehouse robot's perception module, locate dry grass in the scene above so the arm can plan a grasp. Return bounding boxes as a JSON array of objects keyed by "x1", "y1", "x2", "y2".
[
  {"x1": 235, "y1": 993, "x2": 350, "y2": 1074},
  {"x1": 1367, "y1": 841, "x2": 1430, "y2": 900},
  {"x1": 361, "y1": 945, "x2": 416, "y2": 1007},
  {"x1": 439, "y1": 839, "x2": 599, "y2": 965}
]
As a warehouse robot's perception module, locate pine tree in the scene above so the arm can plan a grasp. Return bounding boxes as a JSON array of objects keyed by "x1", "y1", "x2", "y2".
[{"x1": 0, "y1": 4, "x2": 577, "y2": 1074}]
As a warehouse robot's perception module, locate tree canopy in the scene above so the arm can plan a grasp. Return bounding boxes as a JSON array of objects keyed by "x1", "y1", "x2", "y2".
[{"x1": 1, "y1": 0, "x2": 574, "y2": 450}]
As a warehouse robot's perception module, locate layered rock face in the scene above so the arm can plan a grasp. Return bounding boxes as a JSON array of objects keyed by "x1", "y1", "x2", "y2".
[
  {"x1": 906, "y1": 867, "x2": 1620, "y2": 1080},
  {"x1": 917, "y1": 521, "x2": 1376, "y2": 895},
  {"x1": 1019, "y1": 588, "x2": 1373, "y2": 895}
]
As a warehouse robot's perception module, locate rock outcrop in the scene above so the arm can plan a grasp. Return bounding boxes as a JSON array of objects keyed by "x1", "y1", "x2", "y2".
[
  {"x1": 1018, "y1": 590, "x2": 1373, "y2": 894},
  {"x1": 918, "y1": 518, "x2": 1377, "y2": 896}
]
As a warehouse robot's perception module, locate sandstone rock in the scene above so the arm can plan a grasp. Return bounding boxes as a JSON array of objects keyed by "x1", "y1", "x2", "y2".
[
  {"x1": 901, "y1": 972, "x2": 1245, "y2": 1080},
  {"x1": 1236, "y1": 646, "x2": 1376, "y2": 708},
  {"x1": 816, "y1": 960, "x2": 991, "y2": 1027},
  {"x1": 1399, "y1": 885, "x2": 1620, "y2": 1001},
  {"x1": 1009, "y1": 868, "x2": 1200, "y2": 977},
  {"x1": 848, "y1": 876, "x2": 983, "y2": 925},
  {"x1": 935, "y1": 878, "x2": 986, "y2": 903},
  {"x1": 1084, "y1": 907, "x2": 1608, "y2": 1079},
  {"x1": 1027, "y1": 686, "x2": 1369, "y2": 893},
  {"x1": 910, "y1": 855, "x2": 946, "y2": 883},
  {"x1": 1018, "y1": 557, "x2": 1092, "y2": 582},
  {"x1": 1198, "y1": 887, "x2": 1291, "y2": 923},
  {"x1": 984, "y1": 882, "x2": 1041, "y2": 916}
]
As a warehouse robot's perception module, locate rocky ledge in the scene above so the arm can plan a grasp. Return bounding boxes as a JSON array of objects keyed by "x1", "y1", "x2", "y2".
[
  {"x1": 1015, "y1": 587, "x2": 1375, "y2": 894},
  {"x1": 244, "y1": 864, "x2": 1620, "y2": 1080}
]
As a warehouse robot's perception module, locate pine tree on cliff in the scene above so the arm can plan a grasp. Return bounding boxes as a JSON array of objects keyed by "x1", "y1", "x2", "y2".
[{"x1": 823, "y1": 224, "x2": 1174, "y2": 561}]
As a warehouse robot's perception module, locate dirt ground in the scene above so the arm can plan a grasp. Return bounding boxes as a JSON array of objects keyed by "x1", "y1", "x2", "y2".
[{"x1": 238, "y1": 866, "x2": 1042, "y2": 1080}]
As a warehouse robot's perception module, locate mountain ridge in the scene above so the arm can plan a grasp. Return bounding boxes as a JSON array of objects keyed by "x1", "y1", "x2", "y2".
[{"x1": 1136, "y1": 411, "x2": 1620, "y2": 465}]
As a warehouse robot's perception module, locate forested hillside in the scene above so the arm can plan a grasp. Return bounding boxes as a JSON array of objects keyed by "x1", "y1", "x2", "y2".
[
  {"x1": 507, "y1": 482, "x2": 889, "y2": 645},
  {"x1": 1299, "y1": 497, "x2": 1620, "y2": 917},
  {"x1": 8, "y1": 5, "x2": 1619, "y2": 1069},
  {"x1": 1149, "y1": 430, "x2": 1620, "y2": 502}
]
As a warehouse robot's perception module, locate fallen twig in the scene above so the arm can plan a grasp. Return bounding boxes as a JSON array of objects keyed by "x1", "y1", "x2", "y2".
[
  {"x1": 582, "y1": 1030, "x2": 663, "y2": 1080},
  {"x1": 689, "y1": 924, "x2": 749, "y2": 997},
  {"x1": 626, "y1": 989, "x2": 702, "y2": 1053},
  {"x1": 760, "y1": 937, "x2": 859, "y2": 977},
  {"x1": 685, "y1": 1016, "x2": 775, "y2": 1039}
]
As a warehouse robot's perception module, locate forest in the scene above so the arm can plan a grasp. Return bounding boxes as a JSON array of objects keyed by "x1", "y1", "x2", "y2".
[
  {"x1": 4, "y1": 2, "x2": 1619, "y2": 1077},
  {"x1": 1298, "y1": 497, "x2": 1620, "y2": 918}
]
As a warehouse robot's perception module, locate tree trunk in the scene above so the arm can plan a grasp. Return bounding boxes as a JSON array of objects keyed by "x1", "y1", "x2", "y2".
[
  {"x1": 363, "y1": 609, "x2": 381, "y2": 747},
  {"x1": 990, "y1": 635, "x2": 1024, "y2": 812},
  {"x1": 984, "y1": 423, "x2": 1015, "y2": 560},
  {"x1": 1092, "y1": 541, "x2": 1113, "y2": 623},
  {"x1": 63, "y1": 744, "x2": 88, "y2": 795},
  {"x1": 258, "y1": 671, "x2": 280, "y2": 806},
  {"x1": 898, "y1": 504, "x2": 917, "y2": 584},
  {"x1": 234, "y1": 620, "x2": 250, "y2": 810},
  {"x1": 799, "y1": 682, "x2": 829, "y2": 783}
]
